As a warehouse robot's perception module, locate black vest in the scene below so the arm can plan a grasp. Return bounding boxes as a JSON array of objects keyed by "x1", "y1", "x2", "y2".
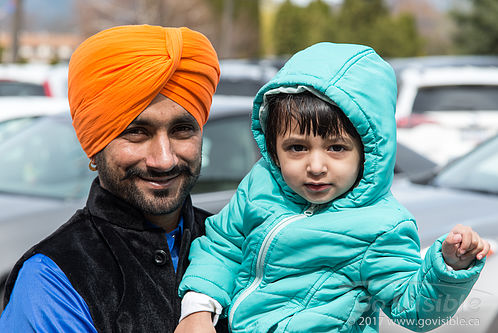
[{"x1": 3, "y1": 180, "x2": 229, "y2": 333}]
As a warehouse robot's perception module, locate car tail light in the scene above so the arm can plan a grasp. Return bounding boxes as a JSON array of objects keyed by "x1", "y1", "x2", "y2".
[
  {"x1": 396, "y1": 114, "x2": 438, "y2": 128},
  {"x1": 43, "y1": 81, "x2": 53, "y2": 97}
]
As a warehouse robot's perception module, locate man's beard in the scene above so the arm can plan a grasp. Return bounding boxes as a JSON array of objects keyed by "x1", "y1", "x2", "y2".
[{"x1": 95, "y1": 153, "x2": 200, "y2": 216}]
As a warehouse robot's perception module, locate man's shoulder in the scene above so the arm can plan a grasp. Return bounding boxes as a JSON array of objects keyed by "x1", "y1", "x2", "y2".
[{"x1": 192, "y1": 205, "x2": 213, "y2": 221}]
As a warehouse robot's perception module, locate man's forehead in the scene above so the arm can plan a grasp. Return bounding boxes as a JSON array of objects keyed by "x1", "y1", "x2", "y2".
[{"x1": 128, "y1": 108, "x2": 198, "y2": 129}]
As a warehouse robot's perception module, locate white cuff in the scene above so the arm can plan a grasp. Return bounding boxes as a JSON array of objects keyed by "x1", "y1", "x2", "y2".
[{"x1": 180, "y1": 291, "x2": 223, "y2": 325}]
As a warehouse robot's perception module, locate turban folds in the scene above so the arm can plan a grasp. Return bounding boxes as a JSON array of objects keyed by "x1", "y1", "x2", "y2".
[{"x1": 68, "y1": 25, "x2": 220, "y2": 158}]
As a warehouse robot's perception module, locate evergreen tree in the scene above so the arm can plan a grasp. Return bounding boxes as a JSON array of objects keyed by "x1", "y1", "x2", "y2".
[
  {"x1": 273, "y1": 0, "x2": 308, "y2": 56},
  {"x1": 305, "y1": 0, "x2": 336, "y2": 45},
  {"x1": 452, "y1": 0, "x2": 498, "y2": 54},
  {"x1": 335, "y1": 0, "x2": 422, "y2": 57},
  {"x1": 271, "y1": 0, "x2": 422, "y2": 58}
]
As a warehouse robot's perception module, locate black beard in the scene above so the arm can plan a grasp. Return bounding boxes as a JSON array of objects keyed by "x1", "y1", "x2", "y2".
[{"x1": 95, "y1": 153, "x2": 200, "y2": 216}]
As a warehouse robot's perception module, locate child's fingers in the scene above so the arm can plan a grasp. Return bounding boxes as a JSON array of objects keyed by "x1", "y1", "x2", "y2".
[
  {"x1": 476, "y1": 240, "x2": 490, "y2": 260},
  {"x1": 456, "y1": 226, "x2": 474, "y2": 255},
  {"x1": 462, "y1": 231, "x2": 479, "y2": 253},
  {"x1": 445, "y1": 232, "x2": 462, "y2": 245}
]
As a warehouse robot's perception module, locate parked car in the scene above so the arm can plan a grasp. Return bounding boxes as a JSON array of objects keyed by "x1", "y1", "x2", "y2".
[
  {"x1": 0, "y1": 93, "x2": 437, "y2": 307},
  {"x1": 0, "y1": 63, "x2": 69, "y2": 98},
  {"x1": 382, "y1": 134, "x2": 498, "y2": 333},
  {"x1": 215, "y1": 59, "x2": 278, "y2": 97},
  {"x1": 395, "y1": 66, "x2": 498, "y2": 166},
  {"x1": 0, "y1": 97, "x2": 69, "y2": 123}
]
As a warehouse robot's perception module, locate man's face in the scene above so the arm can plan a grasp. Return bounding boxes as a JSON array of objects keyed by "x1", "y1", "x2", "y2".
[{"x1": 94, "y1": 94, "x2": 202, "y2": 217}]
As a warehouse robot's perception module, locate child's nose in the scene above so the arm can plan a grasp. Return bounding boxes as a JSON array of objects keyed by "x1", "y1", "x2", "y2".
[{"x1": 306, "y1": 152, "x2": 327, "y2": 175}]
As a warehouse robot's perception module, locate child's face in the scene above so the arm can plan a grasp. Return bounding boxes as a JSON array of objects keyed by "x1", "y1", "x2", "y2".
[{"x1": 275, "y1": 120, "x2": 362, "y2": 204}]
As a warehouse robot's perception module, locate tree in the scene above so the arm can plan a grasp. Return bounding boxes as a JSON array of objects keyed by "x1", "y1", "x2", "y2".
[
  {"x1": 207, "y1": 0, "x2": 261, "y2": 58},
  {"x1": 452, "y1": 0, "x2": 498, "y2": 54},
  {"x1": 334, "y1": 0, "x2": 423, "y2": 58},
  {"x1": 304, "y1": 0, "x2": 336, "y2": 45},
  {"x1": 272, "y1": 0, "x2": 308, "y2": 56},
  {"x1": 75, "y1": 0, "x2": 260, "y2": 59}
]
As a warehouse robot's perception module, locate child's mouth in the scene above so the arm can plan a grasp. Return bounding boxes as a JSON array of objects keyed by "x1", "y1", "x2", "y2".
[{"x1": 305, "y1": 183, "x2": 331, "y2": 192}]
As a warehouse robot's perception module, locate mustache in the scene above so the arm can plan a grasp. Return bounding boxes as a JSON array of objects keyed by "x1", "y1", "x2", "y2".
[{"x1": 121, "y1": 164, "x2": 195, "y2": 181}]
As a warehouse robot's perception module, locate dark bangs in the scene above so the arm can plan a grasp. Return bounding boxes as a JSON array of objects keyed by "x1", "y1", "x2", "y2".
[{"x1": 265, "y1": 91, "x2": 362, "y2": 163}]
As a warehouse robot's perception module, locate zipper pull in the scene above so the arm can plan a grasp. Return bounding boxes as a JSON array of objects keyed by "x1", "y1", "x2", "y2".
[{"x1": 303, "y1": 204, "x2": 318, "y2": 216}]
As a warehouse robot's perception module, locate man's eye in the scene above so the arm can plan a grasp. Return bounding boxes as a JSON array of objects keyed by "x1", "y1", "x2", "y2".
[
  {"x1": 123, "y1": 127, "x2": 147, "y2": 136},
  {"x1": 329, "y1": 145, "x2": 345, "y2": 152},
  {"x1": 174, "y1": 125, "x2": 195, "y2": 133}
]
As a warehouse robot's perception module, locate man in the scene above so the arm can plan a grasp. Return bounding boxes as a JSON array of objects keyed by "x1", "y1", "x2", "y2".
[{"x1": 0, "y1": 25, "x2": 228, "y2": 332}]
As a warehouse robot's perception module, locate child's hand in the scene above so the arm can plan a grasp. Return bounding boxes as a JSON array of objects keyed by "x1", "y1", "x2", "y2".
[
  {"x1": 174, "y1": 311, "x2": 216, "y2": 333},
  {"x1": 442, "y1": 224, "x2": 490, "y2": 270}
]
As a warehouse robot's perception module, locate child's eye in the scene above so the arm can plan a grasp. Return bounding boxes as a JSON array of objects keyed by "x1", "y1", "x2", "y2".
[
  {"x1": 329, "y1": 145, "x2": 345, "y2": 152},
  {"x1": 289, "y1": 145, "x2": 306, "y2": 152}
]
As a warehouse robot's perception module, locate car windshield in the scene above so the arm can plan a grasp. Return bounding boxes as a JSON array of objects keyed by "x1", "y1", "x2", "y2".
[
  {"x1": 0, "y1": 112, "x2": 257, "y2": 200},
  {"x1": 434, "y1": 135, "x2": 498, "y2": 194},
  {"x1": 0, "y1": 117, "x2": 38, "y2": 143},
  {"x1": 0, "y1": 81, "x2": 46, "y2": 96},
  {"x1": 412, "y1": 85, "x2": 498, "y2": 113},
  {"x1": 0, "y1": 117, "x2": 94, "y2": 199}
]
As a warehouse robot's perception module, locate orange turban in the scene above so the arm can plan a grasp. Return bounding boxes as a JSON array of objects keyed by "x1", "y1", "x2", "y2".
[{"x1": 68, "y1": 25, "x2": 220, "y2": 158}]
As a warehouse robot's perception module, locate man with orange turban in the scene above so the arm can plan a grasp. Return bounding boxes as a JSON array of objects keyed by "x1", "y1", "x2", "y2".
[{"x1": 1, "y1": 25, "x2": 228, "y2": 333}]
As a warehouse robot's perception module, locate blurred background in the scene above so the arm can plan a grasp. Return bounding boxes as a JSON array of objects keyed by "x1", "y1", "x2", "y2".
[
  {"x1": 0, "y1": 0, "x2": 497, "y2": 62},
  {"x1": 1, "y1": 0, "x2": 498, "y2": 332}
]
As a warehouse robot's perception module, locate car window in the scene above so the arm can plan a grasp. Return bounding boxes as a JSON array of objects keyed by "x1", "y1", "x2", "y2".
[
  {"x1": 192, "y1": 114, "x2": 258, "y2": 194},
  {"x1": 215, "y1": 79, "x2": 266, "y2": 97},
  {"x1": 0, "y1": 117, "x2": 94, "y2": 199},
  {"x1": 0, "y1": 117, "x2": 38, "y2": 143},
  {"x1": 434, "y1": 135, "x2": 498, "y2": 194},
  {"x1": 412, "y1": 85, "x2": 498, "y2": 113},
  {"x1": 0, "y1": 81, "x2": 46, "y2": 96}
]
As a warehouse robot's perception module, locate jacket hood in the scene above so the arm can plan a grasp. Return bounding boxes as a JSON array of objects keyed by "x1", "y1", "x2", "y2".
[{"x1": 252, "y1": 43, "x2": 397, "y2": 209}]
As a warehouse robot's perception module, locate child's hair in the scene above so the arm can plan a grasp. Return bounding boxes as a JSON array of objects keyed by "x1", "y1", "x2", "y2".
[{"x1": 265, "y1": 91, "x2": 364, "y2": 185}]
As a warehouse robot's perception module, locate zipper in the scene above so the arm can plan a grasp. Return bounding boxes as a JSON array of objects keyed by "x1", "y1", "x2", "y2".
[
  {"x1": 303, "y1": 203, "x2": 319, "y2": 216},
  {"x1": 228, "y1": 205, "x2": 318, "y2": 327}
]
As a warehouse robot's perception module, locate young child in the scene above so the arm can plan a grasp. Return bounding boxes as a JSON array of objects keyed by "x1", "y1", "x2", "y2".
[{"x1": 176, "y1": 43, "x2": 489, "y2": 332}]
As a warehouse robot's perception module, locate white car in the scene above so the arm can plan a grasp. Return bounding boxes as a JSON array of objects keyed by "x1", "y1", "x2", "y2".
[
  {"x1": 0, "y1": 96, "x2": 69, "y2": 123},
  {"x1": 396, "y1": 66, "x2": 498, "y2": 165},
  {"x1": 0, "y1": 63, "x2": 68, "y2": 98}
]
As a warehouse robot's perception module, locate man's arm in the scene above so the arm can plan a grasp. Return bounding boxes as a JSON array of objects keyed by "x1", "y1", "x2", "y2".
[{"x1": 0, "y1": 253, "x2": 98, "y2": 333}]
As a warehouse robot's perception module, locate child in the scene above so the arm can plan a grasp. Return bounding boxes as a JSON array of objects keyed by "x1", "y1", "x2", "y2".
[{"x1": 176, "y1": 43, "x2": 489, "y2": 332}]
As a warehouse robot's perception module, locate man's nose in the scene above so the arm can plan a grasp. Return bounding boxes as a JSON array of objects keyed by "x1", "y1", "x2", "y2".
[
  {"x1": 307, "y1": 151, "x2": 327, "y2": 176},
  {"x1": 146, "y1": 134, "x2": 178, "y2": 172}
]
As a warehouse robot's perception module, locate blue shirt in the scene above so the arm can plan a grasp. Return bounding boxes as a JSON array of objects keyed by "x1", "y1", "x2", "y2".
[{"x1": 0, "y1": 217, "x2": 184, "y2": 331}]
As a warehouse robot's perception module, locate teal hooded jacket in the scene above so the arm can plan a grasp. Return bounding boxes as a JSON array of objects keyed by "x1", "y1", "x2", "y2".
[{"x1": 179, "y1": 43, "x2": 484, "y2": 332}]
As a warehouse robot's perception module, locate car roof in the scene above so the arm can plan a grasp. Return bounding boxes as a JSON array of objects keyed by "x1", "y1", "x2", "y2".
[
  {"x1": 6, "y1": 95, "x2": 253, "y2": 124},
  {"x1": 0, "y1": 97, "x2": 70, "y2": 122},
  {"x1": 399, "y1": 66, "x2": 498, "y2": 86},
  {"x1": 388, "y1": 55, "x2": 498, "y2": 73},
  {"x1": 208, "y1": 95, "x2": 254, "y2": 119}
]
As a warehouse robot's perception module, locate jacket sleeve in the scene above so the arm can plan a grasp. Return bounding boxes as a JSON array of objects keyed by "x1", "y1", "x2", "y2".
[
  {"x1": 359, "y1": 220, "x2": 485, "y2": 332},
  {"x1": 178, "y1": 172, "x2": 250, "y2": 310}
]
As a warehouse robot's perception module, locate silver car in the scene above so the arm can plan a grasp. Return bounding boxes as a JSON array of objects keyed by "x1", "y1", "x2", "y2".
[
  {"x1": 0, "y1": 95, "x2": 442, "y2": 312},
  {"x1": 385, "y1": 135, "x2": 498, "y2": 333}
]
